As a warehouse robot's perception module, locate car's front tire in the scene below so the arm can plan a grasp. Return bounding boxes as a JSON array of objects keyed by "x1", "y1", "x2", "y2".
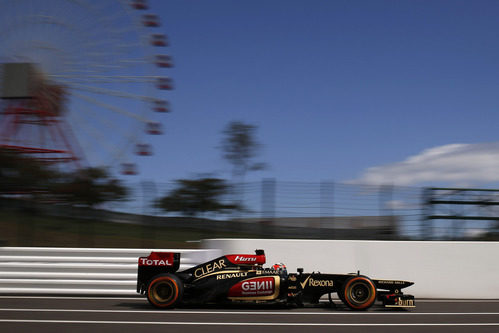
[
  {"x1": 147, "y1": 273, "x2": 183, "y2": 308},
  {"x1": 340, "y1": 276, "x2": 377, "y2": 310}
]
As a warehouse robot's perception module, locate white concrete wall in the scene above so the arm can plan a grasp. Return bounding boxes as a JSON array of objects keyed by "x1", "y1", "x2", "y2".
[{"x1": 202, "y1": 239, "x2": 499, "y2": 299}]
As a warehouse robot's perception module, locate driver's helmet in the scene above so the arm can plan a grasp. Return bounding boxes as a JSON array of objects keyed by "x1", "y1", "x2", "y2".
[{"x1": 272, "y1": 263, "x2": 287, "y2": 274}]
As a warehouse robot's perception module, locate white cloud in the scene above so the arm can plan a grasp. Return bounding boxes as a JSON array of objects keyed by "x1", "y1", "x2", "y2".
[{"x1": 352, "y1": 142, "x2": 499, "y2": 186}]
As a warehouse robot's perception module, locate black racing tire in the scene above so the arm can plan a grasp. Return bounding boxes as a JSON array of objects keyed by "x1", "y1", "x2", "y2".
[
  {"x1": 147, "y1": 273, "x2": 184, "y2": 309},
  {"x1": 341, "y1": 276, "x2": 377, "y2": 310}
]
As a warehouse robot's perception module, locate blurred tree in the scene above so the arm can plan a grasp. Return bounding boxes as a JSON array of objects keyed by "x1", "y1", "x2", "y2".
[
  {"x1": 157, "y1": 178, "x2": 240, "y2": 216},
  {"x1": 52, "y1": 167, "x2": 128, "y2": 207},
  {"x1": 0, "y1": 148, "x2": 57, "y2": 196},
  {"x1": 0, "y1": 148, "x2": 128, "y2": 207},
  {"x1": 220, "y1": 121, "x2": 266, "y2": 182}
]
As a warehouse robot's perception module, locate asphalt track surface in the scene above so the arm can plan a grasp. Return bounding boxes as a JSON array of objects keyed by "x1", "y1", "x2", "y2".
[{"x1": 0, "y1": 296, "x2": 498, "y2": 333}]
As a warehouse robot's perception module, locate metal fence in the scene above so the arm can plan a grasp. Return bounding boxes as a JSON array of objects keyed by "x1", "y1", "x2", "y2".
[
  {"x1": 108, "y1": 180, "x2": 498, "y2": 240},
  {"x1": 2, "y1": 180, "x2": 498, "y2": 245}
]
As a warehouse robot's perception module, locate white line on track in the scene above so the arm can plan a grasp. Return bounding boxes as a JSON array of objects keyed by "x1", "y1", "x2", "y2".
[
  {"x1": 0, "y1": 295, "x2": 499, "y2": 303},
  {"x1": 0, "y1": 296, "x2": 498, "y2": 302},
  {"x1": 0, "y1": 296, "x2": 141, "y2": 300},
  {"x1": 0, "y1": 308, "x2": 498, "y2": 315},
  {"x1": 0, "y1": 319, "x2": 498, "y2": 326}
]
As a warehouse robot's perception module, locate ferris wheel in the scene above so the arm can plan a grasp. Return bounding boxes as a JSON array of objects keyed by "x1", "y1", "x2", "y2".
[{"x1": 0, "y1": 0, "x2": 173, "y2": 176}]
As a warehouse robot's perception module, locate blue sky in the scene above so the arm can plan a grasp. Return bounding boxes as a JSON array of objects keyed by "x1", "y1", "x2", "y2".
[
  {"x1": 5, "y1": 0, "x2": 498, "y2": 187},
  {"x1": 133, "y1": 0, "x2": 499, "y2": 186}
]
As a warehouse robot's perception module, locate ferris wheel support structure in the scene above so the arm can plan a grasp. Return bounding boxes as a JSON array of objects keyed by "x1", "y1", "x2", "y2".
[{"x1": 0, "y1": 0, "x2": 174, "y2": 176}]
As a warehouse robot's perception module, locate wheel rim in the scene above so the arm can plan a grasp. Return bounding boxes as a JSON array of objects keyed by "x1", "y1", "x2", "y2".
[
  {"x1": 349, "y1": 281, "x2": 371, "y2": 304},
  {"x1": 152, "y1": 280, "x2": 175, "y2": 303}
]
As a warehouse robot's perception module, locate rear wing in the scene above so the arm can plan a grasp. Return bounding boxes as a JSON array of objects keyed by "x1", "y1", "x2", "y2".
[{"x1": 137, "y1": 252, "x2": 181, "y2": 294}]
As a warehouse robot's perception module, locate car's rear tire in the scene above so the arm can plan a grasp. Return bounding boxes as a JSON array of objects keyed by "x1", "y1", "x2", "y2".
[
  {"x1": 147, "y1": 273, "x2": 183, "y2": 309},
  {"x1": 341, "y1": 276, "x2": 376, "y2": 310}
]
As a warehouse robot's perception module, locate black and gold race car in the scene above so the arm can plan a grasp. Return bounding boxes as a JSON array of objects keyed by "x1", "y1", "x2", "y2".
[{"x1": 137, "y1": 249, "x2": 415, "y2": 310}]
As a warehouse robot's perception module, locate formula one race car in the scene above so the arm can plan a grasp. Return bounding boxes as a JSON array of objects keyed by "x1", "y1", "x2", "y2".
[{"x1": 137, "y1": 249, "x2": 415, "y2": 310}]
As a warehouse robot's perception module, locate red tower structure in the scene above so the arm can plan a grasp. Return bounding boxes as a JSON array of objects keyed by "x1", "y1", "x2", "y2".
[
  {"x1": 1, "y1": 63, "x2": 84, "y2": 168},
  {"x1": 0, "y1": 0, "x2": 174, "y2": 176}
]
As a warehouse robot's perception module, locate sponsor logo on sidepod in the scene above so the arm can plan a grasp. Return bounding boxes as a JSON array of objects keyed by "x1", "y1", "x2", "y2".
[
  {"x1": 194, "y1": 259, "x2": 227, "y2": 278},
  {"x1": 216, "y1": 272, "x2": 248, "y2": 280},
  {"x1": 228, "y1": 277, "x2": 275, "y2": 297},
  {"x1": 299, "y1": 276, "x2": 334, "y2": 289}
]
